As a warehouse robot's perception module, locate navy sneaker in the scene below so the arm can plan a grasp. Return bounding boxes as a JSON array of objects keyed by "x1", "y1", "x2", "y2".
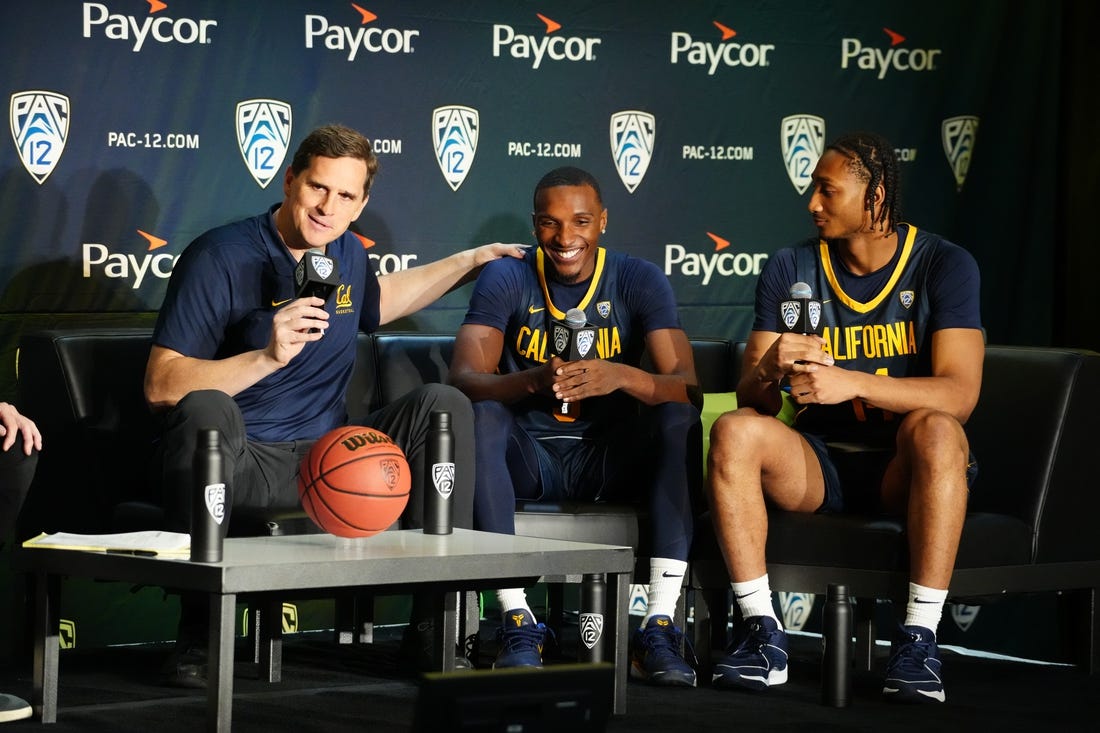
[
  {"x1": 883, "y1": 624, "x2": 946, "y2": 703},
  {"x1": 630, "y1": 615, "x2": 697, "y2": 687},
  {"x1": 711, "y1": 616, "x2": 789, "y2": 691},
  {"x1": 494, "y1": 609, "x2": 549, "y2": 669}
]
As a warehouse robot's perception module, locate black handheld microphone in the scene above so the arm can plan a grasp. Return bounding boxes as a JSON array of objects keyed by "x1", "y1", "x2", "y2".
[
  {"x1": 551, "y1": 307, "x2": 597, "y2": 362},
  {"x1": 294, "y1": 248, "x2": 340, "y2": 303},
  {"x1": 777, "y1": 281, "x2": 823, "y2": 336}
]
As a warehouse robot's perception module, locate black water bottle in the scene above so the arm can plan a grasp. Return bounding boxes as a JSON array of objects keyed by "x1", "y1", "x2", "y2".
[
  {"x1": 423, "y1": 411, "x2": 454, "y2": 535},
  {"x1": 191, "y1": 428, "x2": 228, "y2": 563},
  {"x1": 579, "y1": 573, "x2": 606, "y2": 663},
  {"x1": 822, "y1": 583, "x2": 852, "y2": 707}
]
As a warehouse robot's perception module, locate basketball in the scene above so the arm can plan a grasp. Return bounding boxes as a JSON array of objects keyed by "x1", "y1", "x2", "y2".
[{"x1": 297, "y1": 426, "x2": 411, "y2": 538}]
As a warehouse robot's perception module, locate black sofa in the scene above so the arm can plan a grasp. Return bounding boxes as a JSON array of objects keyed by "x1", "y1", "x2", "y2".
[{"x1": 13, "y1": 328, "x2": 1100, "y2": 677}]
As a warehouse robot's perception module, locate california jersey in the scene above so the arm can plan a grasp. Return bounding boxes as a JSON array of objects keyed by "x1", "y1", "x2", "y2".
[
  {"x1": 463, "y1": 245, "x2": 681, "y2": 438},
  {"x1": 754, "y1": 224, "x2": 982, "y2": 443}
]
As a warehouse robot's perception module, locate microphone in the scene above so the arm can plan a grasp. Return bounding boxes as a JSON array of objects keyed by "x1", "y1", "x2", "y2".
[
  {"x1": 777, "y1": 281, "x2": 823, "y2": 336},
  {"x1": 551, "y1": 307, "x2": 597, "y2": 362},
  {"x1": 550, "y1": 307, "x2": 597, "y2": 419},
  {"x1": 294, "y1": 248, "x2": 340, "y2": 303}
]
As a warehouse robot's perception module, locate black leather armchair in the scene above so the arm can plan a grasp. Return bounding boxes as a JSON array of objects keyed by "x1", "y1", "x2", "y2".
[{"x1": 689, "y1": 345, "x2": 1100, "y2": 676}]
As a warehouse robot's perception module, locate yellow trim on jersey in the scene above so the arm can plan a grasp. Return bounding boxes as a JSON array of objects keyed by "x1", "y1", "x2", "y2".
[
  {"x1": 536, "y1": 246, "x2": 606, "y2": 320},
  {"x1": 818, "y1": 225, "x2": 917, "y2": 313}
]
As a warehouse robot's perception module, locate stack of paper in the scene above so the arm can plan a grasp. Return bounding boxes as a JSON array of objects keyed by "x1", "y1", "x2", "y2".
[{"x1": 22, "y1": 531, "x2": 190, "y2": 556}]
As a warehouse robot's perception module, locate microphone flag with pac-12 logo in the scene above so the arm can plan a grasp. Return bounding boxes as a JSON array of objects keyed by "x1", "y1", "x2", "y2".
[
  {"x1": 551, "y1": 307, "x2": 597, "y2": 362},
  {"x1": 295, "y1": 248, "x2": 340, "y2": 302},
  {"x1": 777, "y1": 281, "x2": 823, "y2": 336}
]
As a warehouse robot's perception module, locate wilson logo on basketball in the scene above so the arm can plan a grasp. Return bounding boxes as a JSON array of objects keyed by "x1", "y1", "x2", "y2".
[{"x1": 340, "y1": 431, "x2": 397, "y2": 451}]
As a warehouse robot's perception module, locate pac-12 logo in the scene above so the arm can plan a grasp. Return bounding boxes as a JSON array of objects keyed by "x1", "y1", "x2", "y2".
[
  {"x1": 942, "y1": 115, "x2": 978, "y2": 191},
  {"x1": 10, "y1": 91, "x2": 70, "y2": 185},
  {"x1": 610, "y1": 110, "x2": 655, "y2": 194},
  {"x1": 781, "y1": 300, "x2": 802, "y2": 331},
  {"x1": 432, "y1": 105, "x2": 479, "y2": 191},
  {"x1": 236, "y1": 99, "x2": 292, "y2": 189},
  {"x1": 579, "y1": 612, "x2": 603, "y2": 649},
  {"x1": 780, "y1": 114, "x2": 825, "y2": 195},
  {"x1": 431, "y1": 462, "x2": 455, "y2": 499}
]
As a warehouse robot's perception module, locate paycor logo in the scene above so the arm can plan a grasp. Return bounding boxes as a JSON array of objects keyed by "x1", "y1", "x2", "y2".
[
  {"x1": 665, "y1": 233, "x2": 768, "y2": 286},
  {"x1": 670, "y1": 21, "x2": 775, "y2": 75},
  {"x1": 493, "y1": 13, "x2": 601, "y2": 69},
  {"x1": 83, "y1": 230, "x2": 177, "y2": 289},
  {"x1": 841, "y1": 28, "x2": 941, "y2": 79},
  {"x1": 82, "y1": 2, "x2": 217, "y2": 52},
  {"x1": 305, "y1": 4, "x2": 419, "y2": 61}
]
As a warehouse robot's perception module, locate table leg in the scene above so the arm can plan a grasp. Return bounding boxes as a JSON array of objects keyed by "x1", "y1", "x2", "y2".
[
  {"x1": 432, "y1": 591, "x2": 459, "y2": 672},
  {"x1": 608, "y1": 571, "x2": 629, "y2": 716},
  {"x1": 207, "y1": 593, "x2": 236, "y2": 733},
  {"x1": 31, "y1": 572, "x2": 59, "y2": 723},
  {"x1": 256, "y1": 598, "x2": 282, "y2": 683}
]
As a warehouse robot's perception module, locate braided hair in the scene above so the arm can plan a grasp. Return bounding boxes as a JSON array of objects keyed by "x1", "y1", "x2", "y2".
[{"x1": 826, "y1": 132, "x2": 901, "y2": 232}]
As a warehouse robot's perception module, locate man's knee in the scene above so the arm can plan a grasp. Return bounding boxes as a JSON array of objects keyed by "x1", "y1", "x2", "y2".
[
  {"x1": 709, "y1": 407, "x2": 776, "y2": 454},
  {"x1": 472, "y1": 399, "x2": 514, "y2": 433},
  {"x1": 651, "y1": 401, "x2": 700, "y2": 435},
  {"x1": 173, "y1": 389, "x2": 239, "y2": 428},
  {"x1": 897, "y1": 408, "x2": 968, "y2": 455},
  {"x1": 413, "y1": 383, "x2": 472, "y2": 422}
]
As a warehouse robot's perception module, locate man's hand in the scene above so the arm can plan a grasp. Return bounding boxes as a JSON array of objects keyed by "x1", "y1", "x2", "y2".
[
  {"x1": 754, "y1": 332, "x2": 834, "y2": 384},
  {"x1": 471, "y1": 242, "x2": 529, "y2": 266},
  {"x1": 0, "y1": 402, "x2": 42, "y2": 455},
  {"x1": 552, "y1": 358, "x2": 620, "y2": 404},
  {"x1": 786, "y1": 364, "x2": 861, "y2": 405},
  {"x1": 266, "y1": 296, "x2": 329, "y2": 366}
]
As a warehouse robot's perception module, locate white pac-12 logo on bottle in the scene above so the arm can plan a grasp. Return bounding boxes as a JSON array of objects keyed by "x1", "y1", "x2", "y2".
[
  {"x1": 431, "y1": 462, "x2": 455, "y2": 499},
  {"x1": 432, "y1": 105, "x2": 479, "y2": 191},
  {"x1": 942, "y1": 115, "x2": 979, "y2": 191},
  {"x1": 610, "y1": 110, "x2": 655, "y2": 194},
  {"x1": 205, "y1": 483, "x2": 226, "y2": 525},
  {"x1": 10, "y1": 90, "x2": 70, "y2": 185},
  {"x1": 579, "y1": 612, "x2": 604, "y2": 649},
  {"x1": 236, "y1": 99, "x2": 292, "y2": 189},
  {"x1": 780, "y1": 114, "x2": 825, "y2": 195}
]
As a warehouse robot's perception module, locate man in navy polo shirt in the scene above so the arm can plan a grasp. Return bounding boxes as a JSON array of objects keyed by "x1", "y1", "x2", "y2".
[{"x1": 145, "y1": 124, "x2": 524, "y2": 685}]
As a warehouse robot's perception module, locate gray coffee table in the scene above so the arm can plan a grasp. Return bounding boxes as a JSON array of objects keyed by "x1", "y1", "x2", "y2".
[{"x1": 17, "y1": 529, "x2": 634, "y2": 731}]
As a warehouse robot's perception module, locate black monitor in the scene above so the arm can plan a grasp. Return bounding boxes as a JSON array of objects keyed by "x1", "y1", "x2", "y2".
[{"x1": 412, "y1": 662, "x2": 615, "y2": 732}]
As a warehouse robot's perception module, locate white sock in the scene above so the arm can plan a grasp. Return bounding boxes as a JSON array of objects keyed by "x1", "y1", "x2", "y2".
[
  {"x1": 731, "y1": 574, "x2": 780, "y2": 627},
  {"x1": 904, "y1": 582, "x2": 947, "y2": 634},
  {"x1": 496, "y1": 589, "x2": 535, "y2": 624},
  {"x1": 642, "y1": 558, "x2": 687, "y2": 625}
]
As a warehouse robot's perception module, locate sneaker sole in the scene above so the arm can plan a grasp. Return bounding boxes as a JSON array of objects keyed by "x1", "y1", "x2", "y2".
[
  {"x1": 630, "y1": 663, "x2": 696, "y2": 687},
  {"x1": 711, "y1": 666, "x2": 787, "y2": 691},
  {"x1": 883, "y1": 685, "x2": 946, "y2": 703}
]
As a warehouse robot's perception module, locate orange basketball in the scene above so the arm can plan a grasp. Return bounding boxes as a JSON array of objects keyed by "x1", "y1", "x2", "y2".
[{"x1": 297, "y1": 426, "x2": 411, "y2": 538}]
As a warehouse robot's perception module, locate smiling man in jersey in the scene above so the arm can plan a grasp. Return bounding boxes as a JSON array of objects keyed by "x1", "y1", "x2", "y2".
[
  {"x1": 706, "y1": 132, "x2": 983, "y2": 703},
  {"x1": 449, "y1": 166, "x2": 702, "y2": 686}
]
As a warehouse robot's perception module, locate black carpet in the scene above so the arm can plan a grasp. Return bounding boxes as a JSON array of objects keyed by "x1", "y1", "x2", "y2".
[{"x1": 2, "y1": 622, "x2": 1097, "y2": 732}]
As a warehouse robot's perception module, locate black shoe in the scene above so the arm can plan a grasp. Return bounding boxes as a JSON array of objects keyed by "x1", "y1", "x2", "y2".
[
  {"x1": 161, "y1": 641, "x2": 208, "y2": 689},
  {"x1": 400, "y1": 619, "x2": 475, "y2": 672}
]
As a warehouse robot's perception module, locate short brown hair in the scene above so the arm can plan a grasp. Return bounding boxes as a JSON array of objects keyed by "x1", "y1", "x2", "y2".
[{"x1": 291, "y1": 124, "x2": 380, "y2": 196}]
